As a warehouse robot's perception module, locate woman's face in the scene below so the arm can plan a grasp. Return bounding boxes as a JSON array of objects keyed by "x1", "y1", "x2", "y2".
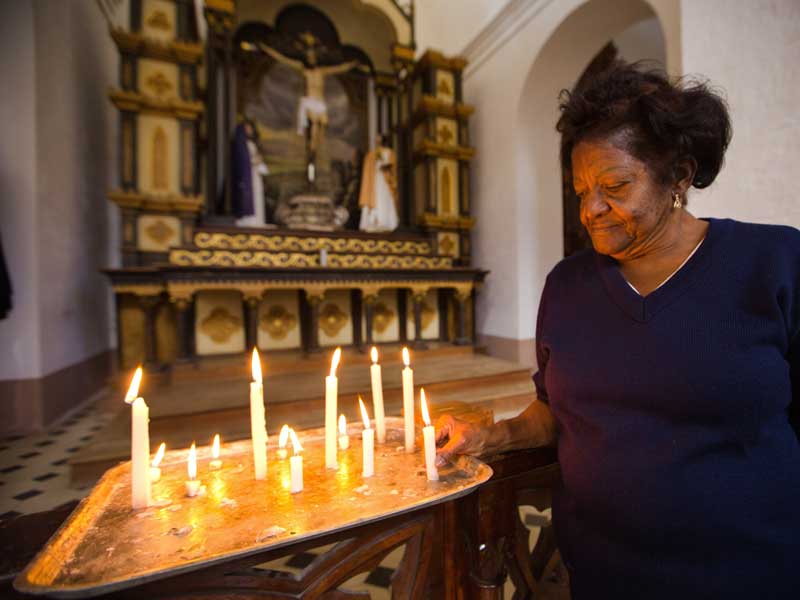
[{"x1": 572, "y1": 134, "x2": 672, "y2": 259}]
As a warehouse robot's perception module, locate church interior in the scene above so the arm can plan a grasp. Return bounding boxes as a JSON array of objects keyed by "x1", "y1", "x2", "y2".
[{"x1": 0, "y1": 1, "x2": 798, "y2": 598}]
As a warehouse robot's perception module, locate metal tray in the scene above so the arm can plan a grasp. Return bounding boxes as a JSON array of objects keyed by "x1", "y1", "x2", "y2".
[{"x1": 15, "y1": 417, "x2": 491, "y2": 598}]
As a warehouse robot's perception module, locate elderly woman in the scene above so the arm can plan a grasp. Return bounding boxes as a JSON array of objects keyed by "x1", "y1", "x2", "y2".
[{"x1": 436, "y1": 62, "x2": 800, "y2": 598}]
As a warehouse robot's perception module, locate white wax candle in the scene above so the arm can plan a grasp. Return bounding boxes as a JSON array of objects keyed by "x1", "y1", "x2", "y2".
[
  {"x1": 250, "y1": 349, "x2": 268, "y2": 480},
  {"x1": 289, "y1": 428, "x2": 303, "y2": 493},
  {"x1": 150, "y1": 441, "x2": 165, "y2": 482},
  {"x1": 370, "y1": 347, "x2": 386, "y2": 443},
  {"x1": 401, "y1": 348, "x2": 415, "y2": 452},
  {"x1": 209, "y1": 434, "x2": 222, "y2": 470},
  {"x1": 277, "y1": 424, "x2": 290, "y2": 459},
  {"x1": 338, "y1": 414, "x2": 349, "y2": 450},
  {"x1": 186, "y1": 442, "x2": 201, "y2": 496},
  {"x1": 308, "y1": 162, "x2": 315, "y2": 182},
  {"x1": 125, "y1": 367, "x2": 151, "y2": 509},
  {"x1": 359, "y1": 397, "x2": 374, "y2": 477},
  {"x1": 325, "y1": 348, "x2": 341, "y2": 470},
  {"x1": 420, "y1": 389, "x2": 439, "y2": 481}
]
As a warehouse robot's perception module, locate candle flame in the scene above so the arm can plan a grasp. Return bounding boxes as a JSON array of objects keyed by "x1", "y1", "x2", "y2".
[
  {"x1": 359, "y1": 396, "x2": 371, "y2": 429},
  {"x1": 188, "y1": 442, "x2": 197, "y2": 480},
  {"x1": 338, "y1": 413, "x2": 347, "y2": 436},
  {"x1": 278, "y1": 424, "x2": 290, "y2": 448},
  {"x1": 125, "y1": 366, "x2": 143, "y2": 404},
  {"x1": 330, "y1": 347, "x2": 341, "y2": 377},
  {"x1": 152, "y1": 442, "x2": 165, "y2": 467},
  {"x1": 371, "y1": 346, "x2": 378, "y2": 364},
  {"x1": 251, "y1": 348, "x2": 262, "y2": 382},
  {"x1": 402, "y1": 347, "x2": 410, "y2": 367},
  {"x1": 289, "y1": 428, "x2": 303, "y2": 454},
  {"x1": 420, "y1": 388, "x2": 431, "y2": 426},
  {"x1": 212, "y1": 434, "x2": 220, "y2": 459}
]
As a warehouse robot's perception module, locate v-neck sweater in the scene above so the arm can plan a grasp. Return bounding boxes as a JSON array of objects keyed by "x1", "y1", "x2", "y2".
[{"x1": 533, "y1": 218, "x2": 800, "y2": 598}]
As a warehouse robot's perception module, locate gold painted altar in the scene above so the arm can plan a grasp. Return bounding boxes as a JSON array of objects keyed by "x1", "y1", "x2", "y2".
[{"x1": 104, "y1": 0, "x2": 485, "y2": 374}]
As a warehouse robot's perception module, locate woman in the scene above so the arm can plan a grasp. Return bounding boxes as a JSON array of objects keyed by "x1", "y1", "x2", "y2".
[{"x1": 435, "y1": 62, "x2": 800, "y2": 598}]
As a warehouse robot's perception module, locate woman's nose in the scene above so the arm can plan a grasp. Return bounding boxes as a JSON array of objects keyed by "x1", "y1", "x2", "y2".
[{"x1": 580, "y1": 190, "x2": 610, "y2": 222}]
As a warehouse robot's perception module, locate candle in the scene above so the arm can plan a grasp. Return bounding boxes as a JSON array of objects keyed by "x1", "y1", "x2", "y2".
[
  {"x1": 420, "y1": 389, "x2": 439, "y2": 481},
  {"x1": 359, "y1": 396, "x2": 374, "y2": 478},
  {"x1": 150, "y1": 442, "x2": 165, "y2": 482},
  {"x1": 289, "y1": 428, "x2": 303, "y2": 494},
  {"x1": 277, "y1": 424, "x2": 290, "y2": 459},
  {"x1": 338, "y1": 414, "x2": 350, "y2": 450},
  {"x1": 125, "y1": 367, "x2": 151, "y2": 509},
  {"x1": 209, "y1": 434, "x2": 222, "y2": 470},
  {"x1": 308, "y1": 162, "x2": 315, "y2": 182},
  {"x1": 325, "y1": 347, "x2": 341, "y2": 469},
  {"x1": 250, "y1": 348, "x2": 268, "y2": 480},
  {"x1": 185, "y1": 442, "x2": 201, "y2": 497},
  {"x1": 370, "y1": 347, "x2": 386, "y2": 443},
  {"x1": 402, "y1": 347, "x2": 415, "y2": 452}
]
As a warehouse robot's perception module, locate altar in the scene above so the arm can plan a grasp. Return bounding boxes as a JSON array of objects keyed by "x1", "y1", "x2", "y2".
[{"x1": 105, "y1": 0, "x2": 484, "y2": 382}]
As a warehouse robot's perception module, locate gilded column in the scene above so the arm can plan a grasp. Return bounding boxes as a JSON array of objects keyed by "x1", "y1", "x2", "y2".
[
  {"x1": 243, "y1": 294, "x2": 261, "y2": 352},
  {"x1": 140, "y1": 294, "x2": 161, "y2": 368},
  {"x1": 411, "y1": 290, "x2": 429, "y2": 350},
  {"x1": 363, "y1": 293, "x2": 379, "y2": 349},
  {"x1": 305, "y1": 291, "x2": 325, "y2": 354},
  {"x1": 171, "y1": 295, "x2": 194, "y2": 362},
  {"x1": 453, "y1": 288, "x2": 471, "y2": 346}
]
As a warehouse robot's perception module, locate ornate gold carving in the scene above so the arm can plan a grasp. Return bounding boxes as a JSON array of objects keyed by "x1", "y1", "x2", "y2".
[
  {"x1": 108, "y1": 88, "x2": 203, "y2": 119},
  {"x1": 437, "y1": 78, "x2": 453, "y2": 96},
  {"x1": 107, "y1": 189, "x2": 204, "y2": 213},
  {"x1": 145, "y1": 71, "x2": 172, "y2": 96},
  {"x1": 122, "y1": 62, "x2": 133, "y2": 88},
  {"x1": 416, "y1": 138, "x2": 475, "y2": 161},
  {"x1": 181, "y1": 71, "x2": 191, "y2": 99},
  {"x1": 438, "y1": 234, "x2": 456, "y2": 257},
  {"x1": 145, "y1": 10, "x2": 171, "y2": 31},
  {"x1": 144, "y1": 219, "x2": 175, "y2": 245},
  {"x1": 122, "y1": 121, "x2": 133, "y2": 182},
  {"x1": 259, "y1": 305, "x2": 298, "y2": 340},
  {"x1": 204, "y1": 0, "x2": 235, "y2": 12},
  {"x1": 113, "y1": 284, "x2": 166, "y2": 296},
  {"x1": 415, "y1": 95, "x2": 474, "y2": 120},
  {"x1": 152, "y1": 127, "x2": 168, "y2": 190},
  {"x1": 200, "y1": 307, "x2": 242, "y2": 343},
  {"x1": 110, "y1": 29, "x2": 203, "y2": 64},
  {"x1": 168, "y1": 249, "x2": 453, "y2": 270},
  {"x1": 182, "y1": 127, "x2": 192, "y2": 188},
  {"x1": 441, "y1": 166, "x2": 453, "y2": 215},
  {"x1": 437, "y1": 125, "x2": 455, "y2": 145},
  {"x1": 319, "y1": 303, "x2": 348, "y2": 338},
  {"x1": 123, "y1": 221, "x2": 135, "y2": 243},
  {"x1": 419, "y1": 212, "x2": 475, "y2": 230},
  {"x1": 372, "y1": 302, "x2": 396, "y2": 334},
  {"x1": 417, "y1": 50, "x2": 468, "y2": 72},
  {"x1": 193, "y1": 233, "x2": 431, "y2": 255}
]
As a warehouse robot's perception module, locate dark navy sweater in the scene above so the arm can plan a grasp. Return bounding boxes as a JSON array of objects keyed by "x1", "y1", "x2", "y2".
[{"x1": 533, "y1": 218, "x2": 800, "y2": 598}]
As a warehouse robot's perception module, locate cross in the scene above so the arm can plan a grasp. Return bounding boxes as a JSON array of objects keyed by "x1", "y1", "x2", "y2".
[{"x1": 437, "y1": 126, "x2": 455, "y2": 145}]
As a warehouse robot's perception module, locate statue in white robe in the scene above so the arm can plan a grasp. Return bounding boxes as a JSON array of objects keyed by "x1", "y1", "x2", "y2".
[
  {"x1": 235, "y1": 122, "x2": 270, "y2": 228},
  {"x1": 359, "y1": 137, "x2": 398, "y2": 232}
]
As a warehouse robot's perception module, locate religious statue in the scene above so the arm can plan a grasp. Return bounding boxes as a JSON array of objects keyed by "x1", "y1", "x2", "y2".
[
  {"x1": 232, "y1": 120, "x2": 270, "y2": 227},
  {"x1": 259, "y1": 37, "x2": 358, "y2": 152},
  {"x1": 358, "y1": 136, "x2": 398, "y2": 232}
]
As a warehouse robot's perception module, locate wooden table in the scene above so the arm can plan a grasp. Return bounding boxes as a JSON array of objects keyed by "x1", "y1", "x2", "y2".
[{"x1": 3, "y1": 446, "x2": 559, "y2": 599}]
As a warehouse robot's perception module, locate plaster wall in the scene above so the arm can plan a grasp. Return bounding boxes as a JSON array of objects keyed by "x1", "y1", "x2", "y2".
[
  {"x1": 680, "y1": 0, "x2": 800, "y2": 229},
  {"x1": 0, "y1": 2, "x2": 41, "y2": 380},
  {"x1": 0, "y1": 1, "x2": 117, "y2": 387},
  {"x1": 414, "y1": 0, "x2": 510, "y2": 57}
]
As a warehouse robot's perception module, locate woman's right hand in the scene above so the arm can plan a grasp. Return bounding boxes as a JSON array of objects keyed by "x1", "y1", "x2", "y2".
[{"x1": 434, "y1": 414, "x2": 489, "y2": 467}]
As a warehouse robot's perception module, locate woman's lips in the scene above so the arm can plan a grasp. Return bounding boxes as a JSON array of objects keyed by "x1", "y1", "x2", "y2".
[{"x1": 589, "y1": 223, "x2": 619, "y2": 233}]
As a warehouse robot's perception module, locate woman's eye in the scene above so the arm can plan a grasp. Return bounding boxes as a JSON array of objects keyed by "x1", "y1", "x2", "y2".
[{"x1": 605, "y1": 182, "x2": 628, "y2": 193}]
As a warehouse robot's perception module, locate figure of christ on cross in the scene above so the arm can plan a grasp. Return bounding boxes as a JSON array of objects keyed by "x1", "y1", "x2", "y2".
[{"x1": 258, "y1": 42, "x2": 360, "y2": 153}]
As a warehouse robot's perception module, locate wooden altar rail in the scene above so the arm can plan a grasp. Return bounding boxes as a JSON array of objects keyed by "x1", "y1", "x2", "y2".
[{"x1": 3, "y1": 448, "x2": 559, "y2": 599}]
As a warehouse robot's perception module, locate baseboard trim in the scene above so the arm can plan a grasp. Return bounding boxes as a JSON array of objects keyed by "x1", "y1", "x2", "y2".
[
  {"x1": 0, "y1": 350, "x2": 114, "y2": 436},
  {"x1": 477, "y1": 334, "x2": 536, "y2": 369}
]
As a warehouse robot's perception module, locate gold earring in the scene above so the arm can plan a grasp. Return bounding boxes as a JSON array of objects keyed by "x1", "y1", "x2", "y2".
[{"x1": 673, "y1": 192, "x2": 682, "y2": 209}]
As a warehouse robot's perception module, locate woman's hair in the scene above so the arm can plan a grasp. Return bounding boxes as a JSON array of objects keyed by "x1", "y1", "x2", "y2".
[{"x1": 556, "y1": 60, "x2": 732, "y2": 190}]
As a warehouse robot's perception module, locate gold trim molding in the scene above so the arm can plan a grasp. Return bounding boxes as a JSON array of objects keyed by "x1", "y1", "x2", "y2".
[
  {"x1": 108, "y1": 88, "x2": 203, "y2": 119},
  {"x1": 415, "y1": 96, "x2": 474, "y2": 120},
  {"x1": 416, "y1": 50, "x2": 468, "y2": 72},
  {"x1": 110, "y1": 29, "x2": 203, "y2": 64},
  {"x1": 108, "y1": 189, "x2": 204, "y2": 213},
  {"x1": 193, "y1": 232, "x2": 431, "y2": 255},
  {"x1": 419, "y1": 213, "x2": 475, "y2": 230},
  {"x1": 169, "y1": 249, "x2": 453, "y2": 270},
  {"x1": 415, "y1": 139, "x2": 475, "y2": 161}
]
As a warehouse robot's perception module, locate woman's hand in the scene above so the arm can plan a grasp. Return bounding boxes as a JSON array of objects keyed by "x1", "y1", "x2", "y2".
[{"x1": 434, "y1": 415, "x2": 488, "y2": 467}]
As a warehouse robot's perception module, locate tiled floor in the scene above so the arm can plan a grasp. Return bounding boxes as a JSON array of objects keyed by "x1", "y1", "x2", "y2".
[{"x1": 0, "y1": 398, "x2": 569, "y2": 598}]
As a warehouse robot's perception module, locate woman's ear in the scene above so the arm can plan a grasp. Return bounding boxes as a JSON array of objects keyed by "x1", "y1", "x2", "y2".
[{"x1": 673, "y1": 155, "x2": 698, "y2": 195}]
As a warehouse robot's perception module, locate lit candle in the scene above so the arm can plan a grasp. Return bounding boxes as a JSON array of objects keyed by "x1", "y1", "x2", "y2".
[
  {"x1": 125, "y1": 367, "x2": 151, "y2": 509},
  {"x1": 250, "y1": 348, "x2": 268, "y2": 480},
  {"x1": 209, "y1": 434, "x2": 222, "y2": 470},
  {"x1": 370, "y1": 347, "x2": 386, "y2": 443},
  {"x1": 277, "y1": 424, "x2": 290, "y2": 459},
  {"x1": 325, "y1": 347, "x2": 341, "y2": 470},
  {"x1": 308, "y1": 162, "x2": 315, "y2": 183},
  {"x1": 289, "y1": 428, "x2": 303, "y2": 494},
  {"x1": 420, "y1": 389, "x2": 439, "y2": 481},
  {"x1": 150, "y1": 442, "x2": 165, "y2": 482},
  {"x1": 338, "y1": 414, "x2": 350, "y2": 450},
  {"x1": 359, "y1": 396, "x2": 374, "y2": 478},
  {"x1": 185, "y1": 442, "x2": 201, "y2": 496},
  {"x1": 402, "y1": 347, "x2": 415, "y2": 452}
]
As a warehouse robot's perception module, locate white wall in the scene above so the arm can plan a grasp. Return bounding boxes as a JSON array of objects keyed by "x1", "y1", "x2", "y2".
[
  {"x1": 681, "y1": 0, "x2": 800, "y2": 229},
  {"x1": 0, "y1": 1, "x2": 117, "y2": 382},
  {"x1": 0, "y1": 2, "x2": 42, "y2": 380},
  {"x1": 614, "y1": 16, "x2": 666, "y2": 66},
  {"x1": 415, "y1": 0, "x2": 510, "y2": 57}
]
